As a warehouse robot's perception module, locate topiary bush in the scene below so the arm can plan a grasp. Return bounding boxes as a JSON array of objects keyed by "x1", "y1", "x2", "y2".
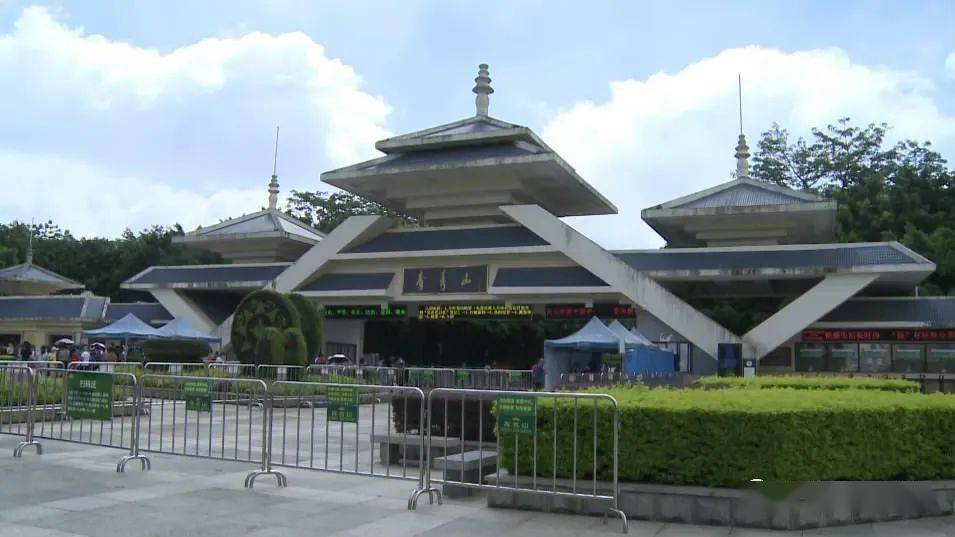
[
  {"x1": 254, "y1": 327, "x2": 285, "y2": 366},
  {"x1": 283, "y1": 327, "x2": 308, "y2": 367},
  {"x1": 286, "y1": 294, "x2": 322, "y2": 361},
  {"x1": 232, "y1": 289, "x2": 301, "y2": 364},
  {"x1": 697, "y1": 375, "x2": 918, "y2": 393},
  {"x1": 499, "y1": 386, "x2": 955, "y2": 488}
]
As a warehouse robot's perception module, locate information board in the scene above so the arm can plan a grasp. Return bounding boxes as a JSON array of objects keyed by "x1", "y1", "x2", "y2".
[
  {"x1": 545, "y1": 304, "x2": 638, "y2": 319},
  {"x1": 803, "y1": 329, "x2": 955, "y2": 342},
  {"x1": 418, "y1": 304, "x2": 533, "y2": 321},
  {"x1": 497, "y1": 395, "x2": 536, "y2": 436},
  {"x1": 327, "y1": 385, "x2": 358, "y2": 423},
  {"x1": 183, "y1": 379, "x2": 213, "y2": 412},
  {"x1": 67, "y1": 372, "x2": 113, "y2": 421},
  {"x1": 323, "y1": 305, "x2": 407, "y2": 319}
]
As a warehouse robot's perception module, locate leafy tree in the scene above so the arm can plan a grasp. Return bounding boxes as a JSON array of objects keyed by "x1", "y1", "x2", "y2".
[
  {"x1": 750, "y1": 117, "x2": 955, "y2": 295},
  {"x1": 284, "y1": 190, "x2": 417, "y2": 234}
]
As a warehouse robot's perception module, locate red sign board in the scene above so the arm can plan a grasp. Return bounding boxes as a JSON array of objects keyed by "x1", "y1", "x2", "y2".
[
  {"x1": 545, "y1": 304, "x2": 637, "y2": 319},
  {"x1": 803, "y1": 329, "x2": 955, "y2": 342}
]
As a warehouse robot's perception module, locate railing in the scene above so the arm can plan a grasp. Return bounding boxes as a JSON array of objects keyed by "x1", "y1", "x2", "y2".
[
  {"x1": 0, "y1": 366, "x2": 626, "y2": 531},
  {"x1": 416, "y1": 388, "x2": 627, "y2": 532},
  {"x1": 267, "y1": 381, "x2": 431, "y2": 505}
]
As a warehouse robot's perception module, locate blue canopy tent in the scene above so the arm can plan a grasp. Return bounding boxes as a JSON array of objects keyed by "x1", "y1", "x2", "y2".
[
  {"x1": 608, "y1": 320, "x2": 675, "y2": 376},
  {"x1": 155, "y1": 318, "x2": 221, "y2": 343},
  {"x1": 543, "y1": 317, "x2": 632, "y2": 390},
  {"x1": 84, "y1": 313, "x2": 160, "y2": 361}
]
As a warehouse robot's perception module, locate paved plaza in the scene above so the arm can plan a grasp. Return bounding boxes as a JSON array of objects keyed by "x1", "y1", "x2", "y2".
[{"x1": 0, "y1": 436, "x2": 953, "y2": 537}]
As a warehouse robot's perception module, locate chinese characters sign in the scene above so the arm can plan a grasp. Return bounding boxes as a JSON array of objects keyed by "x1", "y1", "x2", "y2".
[
  {"x1": 67, "y1": 372, "x2": 112, "y2": 421},
  {"x1": 327, "y1": 385, "x2": 358, "y2": 423},
  {"x1": 323, "y1": 305, "x2": 407, "y2": 319},
  {"x1": 497, "y1": 395, "x2": 536, "y2": 436},
  {"x1": 803, "y1": 329, "x2": 955, "y2": 342},
  {"x1": 183, "y1": 379, "x2": 212, "y2": 412},
  {"x1": 403, "y1": 266, "x2": 487, "y2": 294},
  {"x1": 418, "y1": 304, "x2": 534, "y2": 320},
  {"x1": 545, "y1": 304, "x2": 637, "y2": 319}
]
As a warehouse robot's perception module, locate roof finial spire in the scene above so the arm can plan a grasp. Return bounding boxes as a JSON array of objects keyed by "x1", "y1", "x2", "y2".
[
  {"x1": 268, "y1": 126, "x2": 280, "y2": 210},
  {"x1": 734, "y1": 74, "x2": 750, "y2": 180},
  {"x1": 25, "y1": 220, "x2": 33, "y2": 265},
  {"x1": 472, "y1": 63, "x2": 493, "y2": 117}
]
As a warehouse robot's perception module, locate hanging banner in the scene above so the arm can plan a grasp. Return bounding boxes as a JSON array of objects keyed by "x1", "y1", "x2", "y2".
[
  {"x1": 327, "y1": 385, "x2": 359, "y2": 423},
  {"x1": 183, "y1": 379, "x2": 213, "y2": 412},
  {"x1": 497, "y1": 395, "x2": 536, "y2": 436},
  {"x1": 67, "y1": 372, "x2": 113, "y2": 421}
]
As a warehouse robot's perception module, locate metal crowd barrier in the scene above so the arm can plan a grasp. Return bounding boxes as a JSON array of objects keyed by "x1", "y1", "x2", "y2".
[
  {"x1": 66, "y1": 361, "x2": 143, "y2": 374},
  {"x1": 255, "y1": 364, "x2": 308, "y2": 382},
  {"x1": 29, "y1": 367, "x2": 149, "y2": 471},
  {"x1": 143, "y1": 362, "x2": 210, "y2": 376},
  {"x1": 451, "y1": 369, "x2": 533, "y2": 390},
  {"x1": 266, "y1": 381, "x2": 432, "y2": 506},
  {"x1": 306, "y1": 365, "x2": 398, "y2": 386},
  {"x1": 0, "y1": 364, "x2": 41, "y2": 457},
  {"x1": 137, "y1": 374, "x2": 283, "y2": 486},
  {"x1": 207, "y1": 362, "x2": 255, "y2": 378},
  {"x1": 415, "y1": 388, "x2": 628, "y2": 532}
]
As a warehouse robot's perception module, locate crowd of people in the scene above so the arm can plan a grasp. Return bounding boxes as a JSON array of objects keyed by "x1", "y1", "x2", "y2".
[{"x1": 3, "y1": 340, "x2": 127, "y2": 369}]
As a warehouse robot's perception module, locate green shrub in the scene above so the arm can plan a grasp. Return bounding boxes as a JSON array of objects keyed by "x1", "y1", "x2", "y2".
[
  {"x1": 254, "y1": 327, "x2": 284, "y2": 366},
  {"x1": 697, "y1": 375, "x2": 918, "y2": 393},
  {"x1": 231, "y1": 289, "x2": 301, "y2": 364},
  {"x1": 283, "y1": 328, "x2": 308, "y2": 367},
  {"x1": 499, "y1": 386, "x2": 955, "y2": 488},
  {"x1": 287, "y1": 294, "x2": 322, "y2": 361}
]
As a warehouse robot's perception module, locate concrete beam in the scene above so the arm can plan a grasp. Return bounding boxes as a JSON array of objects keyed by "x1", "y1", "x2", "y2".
[
  {"x1": 743, "y1": 272, "x2": 878, "y2": 359},
  {"x1": 501, "y1": 204, "x2": 745, "y2": 359},
  {"x1": 273, "y1": 215, "x2": 392, "y2": 293},
  {"x1": 151, "y1": 289, "x2": 217, "y2": 333}
]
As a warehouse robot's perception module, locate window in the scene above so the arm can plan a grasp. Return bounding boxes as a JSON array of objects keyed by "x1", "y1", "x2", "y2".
[
  {"x1": 859, "y1": 344, "x2": 891, "y2": 372},
  {"x1": 892, "y1": 344, "x2": 924, "y2": 373},
  {"x1": 795, "y1": 343, "x2": 826, "y2": 372},
  {"x1": 828, "y1": 343, "x2": 859, "y2": 372},
  {"x1": 926, "y1": 344, "x2": 955, "y2": 373}
]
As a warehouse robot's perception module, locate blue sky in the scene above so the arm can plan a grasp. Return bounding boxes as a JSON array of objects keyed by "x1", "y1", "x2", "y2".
[{"x1": 0, "y1": 1, "x2": 952, "y2": 247}]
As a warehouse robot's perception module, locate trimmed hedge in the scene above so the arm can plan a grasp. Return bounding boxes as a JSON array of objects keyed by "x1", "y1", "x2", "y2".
[
  {"x1": 697, "y1": 375, "x2": 918, "y2": 393},
  {"x1": 499, "y1": 387, "x2": 955, "y2": 487},
  {"x1": 287, "y1": 294, "x2": 322, "y2": 361}
]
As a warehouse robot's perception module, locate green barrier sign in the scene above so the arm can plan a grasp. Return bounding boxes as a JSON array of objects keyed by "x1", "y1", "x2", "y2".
[
  {"x1": 455, "y1": 370, "x2": 470, "y2": 381},
  {"x1": 67, "y1": 372, "x2": 113, "y2": 421},
  {"x1": 497, "y1": 395, "x2": 536, "y2": 436},
  {"x1": 327, "y1": 385, "x2": 358, "y2": 423},
  {"x1": 183, "y1": 379, "x2": 212, "y2": 412}
]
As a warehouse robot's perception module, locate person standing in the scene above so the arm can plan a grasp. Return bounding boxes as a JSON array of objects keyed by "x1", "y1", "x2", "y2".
[{"x1": 532, "y1": 358, "x2": 545, "y2": 390}]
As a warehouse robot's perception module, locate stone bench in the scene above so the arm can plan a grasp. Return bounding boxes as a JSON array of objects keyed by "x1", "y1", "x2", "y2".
[
  {"x1": 372, "y1": 433, "x2": 463, "y2": 466},
  {"x1": 432, "y1": 450, "x2": 498, "y2": 498}
]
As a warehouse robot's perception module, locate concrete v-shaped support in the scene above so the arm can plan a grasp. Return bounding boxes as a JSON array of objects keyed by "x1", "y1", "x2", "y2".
[
  {"x1": 501, "y1": 204, "x2": 745, "y2": 360},
  {"x1": 743, "y1": 272, "x2": 878, "y2": 359}
]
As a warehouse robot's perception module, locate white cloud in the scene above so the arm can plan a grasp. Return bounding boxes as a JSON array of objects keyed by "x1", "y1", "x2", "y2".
[
  {"x1": 545, "y1": 46, "x2": 955, "y2": 249},
  {"x1": 946, "y1": 52, "x2": 955, "y2": 77},
  {"x1": 0, "y1": 6, "x2": 391, "y2": 237}
]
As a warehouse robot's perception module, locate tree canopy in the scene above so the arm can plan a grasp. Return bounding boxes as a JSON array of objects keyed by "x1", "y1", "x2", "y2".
[
  {"x1": 0, "y1": 222, "x2": 220, "y2": 301},
  {"x1": 284, "y1": 190, "x2": 417, "y2": 234},
  {"x1": 750, "y1": 118, "x2": 955, "y2": 295}
]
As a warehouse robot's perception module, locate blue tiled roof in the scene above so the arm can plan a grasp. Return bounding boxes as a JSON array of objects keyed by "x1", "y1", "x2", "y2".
[
  {"x1": 345, "y1": 226, "x2": 548, "y2": 253},
  {"x1": 820, "y1": 298, "x2": 955, "y2": 327},
  {"x1": 126, "y1": 264, "x2": 289, "y2": 286},
  {"x1": 493, "y1": 267, "x2": 609, "y2": 287},
  {"x1": 0, "y1": 297, "x2": 89, "y2": 319},
  {"x1": 301, "y1": 273, "x2": 394, "y2": 291},
  {"x1": 106, "y1": 302, "x2": 172, "y2": 324},
  {"x1": 614, "y1": 245, "x2": 916, "y2": 271},
  {"x1": 354, "y1": 143, "x2": 543, "y2": 173}
]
